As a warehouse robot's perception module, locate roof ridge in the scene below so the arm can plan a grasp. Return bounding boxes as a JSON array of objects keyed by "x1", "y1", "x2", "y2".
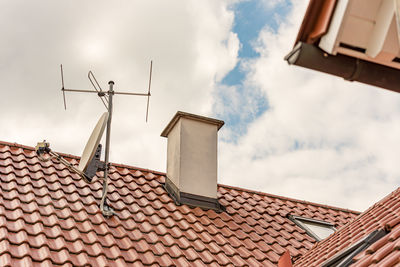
[
  {"x1": 218, "y1": 183, "x2": 360, "y2": 215},
  {"x1": 0, "y1": 140, "x2": 359, "y2": 215},
  {"x1": 0, "y1": 140, "x2": 166, "y2": 176},
  {"x1": 0, "y1": 140, "x2": 81, "y2": 160}
]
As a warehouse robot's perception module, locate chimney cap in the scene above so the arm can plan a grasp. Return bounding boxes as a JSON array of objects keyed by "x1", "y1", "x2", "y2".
[{"x1": 161, "y1": 111, "x2": 224, "y2": 137}]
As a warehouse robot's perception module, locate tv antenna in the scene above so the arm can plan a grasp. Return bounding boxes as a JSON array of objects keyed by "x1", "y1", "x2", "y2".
[{"x1": 36, "y1": 62, "x2": 153, "y2": 217}]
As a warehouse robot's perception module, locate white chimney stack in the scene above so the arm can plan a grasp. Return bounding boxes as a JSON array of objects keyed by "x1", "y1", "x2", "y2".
[{"x1": 161, "y1": 111, "x2": 224, "y2": 210}]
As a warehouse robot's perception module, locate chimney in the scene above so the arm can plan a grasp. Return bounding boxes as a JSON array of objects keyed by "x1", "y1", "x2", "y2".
[{"x1": 161, "y1": 111, "x2": 224, "y2": 211}]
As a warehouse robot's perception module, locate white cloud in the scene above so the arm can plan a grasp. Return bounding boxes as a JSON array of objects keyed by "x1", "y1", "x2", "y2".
[
  {"x1": 218, "y1": 0, "x2": 400, "y2": 211},
  {"x1": 260, "y1": 0, "x2": 285, "y2": 9},
  {"x1": 0, "y1": 0, "x2": 239, "y2": 171}
]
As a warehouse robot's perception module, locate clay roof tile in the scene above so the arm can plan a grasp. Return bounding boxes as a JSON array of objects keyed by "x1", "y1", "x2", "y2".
[{"x1": 0, "y1": 141, "x2": 358, "y2": 265}]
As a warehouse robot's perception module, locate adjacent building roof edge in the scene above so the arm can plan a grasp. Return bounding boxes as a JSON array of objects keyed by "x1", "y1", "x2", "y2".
[
  {"x1": 285, "y1": 42, "x2": 400, "y2": 93},
  {"x1": 293, "y1": 185, "x2": 400, "y2": 266}
]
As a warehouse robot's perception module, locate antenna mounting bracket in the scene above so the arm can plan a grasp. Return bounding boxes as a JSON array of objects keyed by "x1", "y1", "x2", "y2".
[{"x1": 84, "y1": 144, "x2": 106, "y2": 182}]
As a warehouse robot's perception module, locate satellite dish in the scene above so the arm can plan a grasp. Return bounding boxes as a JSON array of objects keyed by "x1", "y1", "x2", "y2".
[{"x1": 78, "y1": 112, "x2": 109, "y2": 172}]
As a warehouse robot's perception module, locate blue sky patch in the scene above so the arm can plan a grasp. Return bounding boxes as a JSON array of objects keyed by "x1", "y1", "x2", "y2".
[
  {"x1": 215, "y1": 0, "x2": 291, "y2": 141},
  {"x1": 222, "y1": 0, "x2": 292, "y2": 86}
]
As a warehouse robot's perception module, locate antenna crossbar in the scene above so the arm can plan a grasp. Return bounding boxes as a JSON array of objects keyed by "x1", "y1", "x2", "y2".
[
  {"x1": 62, "y1": 88, "x2": 101, "y2": 94},
  {"x1": 62, "y1": 88, "x2": 149, "y2": 96},
  {"x1": 113, "y1": 91, "x2": 149, "y2": 96}
]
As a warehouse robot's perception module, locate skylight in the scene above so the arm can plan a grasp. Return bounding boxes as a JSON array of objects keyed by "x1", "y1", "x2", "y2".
[{"x1": 289, "y1": 215, "x2": 336, "y2": 241}]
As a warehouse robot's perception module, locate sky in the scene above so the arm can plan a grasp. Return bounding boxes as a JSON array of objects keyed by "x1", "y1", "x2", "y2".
[{"x1": 1, "y1": 0, "x2": 400, "y2": 212}]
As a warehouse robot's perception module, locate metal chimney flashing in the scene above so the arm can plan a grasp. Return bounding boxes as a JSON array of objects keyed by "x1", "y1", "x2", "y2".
[
  {"x1": 164, "y1": 177, "x2": 225, "y2": 212},
  {"x1": 161, "y1": 111, "x2": 224, "y2": 138}
]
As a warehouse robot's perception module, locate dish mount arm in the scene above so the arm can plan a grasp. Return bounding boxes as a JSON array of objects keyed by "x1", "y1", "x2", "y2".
[{"x1": 35, "y1": 141, "x2": 105, "y2": 183}]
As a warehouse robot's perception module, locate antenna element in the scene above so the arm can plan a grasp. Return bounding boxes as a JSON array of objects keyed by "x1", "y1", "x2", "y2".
[
  {"x1": 60, "y1": 64, "x2": 67, "y2": 110},
  {"x1": 146, "y1": 60, "x2": 153, "y2": 122}
]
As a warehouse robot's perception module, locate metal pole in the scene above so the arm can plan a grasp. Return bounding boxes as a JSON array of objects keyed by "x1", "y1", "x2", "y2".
[
  {"x1": 104, "y1": 81, "x2": 113, "y2": 176},
  {"x1": 100, "y1": 81, "x2": 114, "y2": 216}
]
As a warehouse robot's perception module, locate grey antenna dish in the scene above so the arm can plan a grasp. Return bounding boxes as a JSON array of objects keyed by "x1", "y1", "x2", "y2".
[
  {"x1": 78, "y1": 112, "x2": 108, "y2": 173},
  {"x1": 36, "y1": 62, "x2": 154, "y2": 218}
]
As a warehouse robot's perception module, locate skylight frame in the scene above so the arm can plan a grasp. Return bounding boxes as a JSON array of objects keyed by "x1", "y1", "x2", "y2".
[
  {"x1": 321, "y1": 229, "x2": 388, "y2": 267},
  {"x1": 289, "y1": 215, "x2": 336, "y2": 241}
]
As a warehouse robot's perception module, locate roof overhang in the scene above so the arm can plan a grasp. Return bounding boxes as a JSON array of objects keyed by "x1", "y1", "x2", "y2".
[
  {"x1": 287, "y1": 0, "x2": 400, "y2": 92},
  {"x1": 285, "y1": 41, "x2": 400, "y2": 92}
]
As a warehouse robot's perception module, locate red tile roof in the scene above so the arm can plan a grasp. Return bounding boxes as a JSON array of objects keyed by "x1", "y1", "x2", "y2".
[
  {"x1": 294, "y1": 186, "x2": 400, "y2": 266},
  {"x1": 0, "y1": 141, "x2": 359, "y2": 266}
]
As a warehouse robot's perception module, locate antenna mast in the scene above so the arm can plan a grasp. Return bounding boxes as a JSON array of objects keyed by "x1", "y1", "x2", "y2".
[
  {"x1": 55, "y1": 63, "x2": 153, "y2": 217},
  {"x1": 100, "y1": 81, "x2": 114, "y2": 216}
]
